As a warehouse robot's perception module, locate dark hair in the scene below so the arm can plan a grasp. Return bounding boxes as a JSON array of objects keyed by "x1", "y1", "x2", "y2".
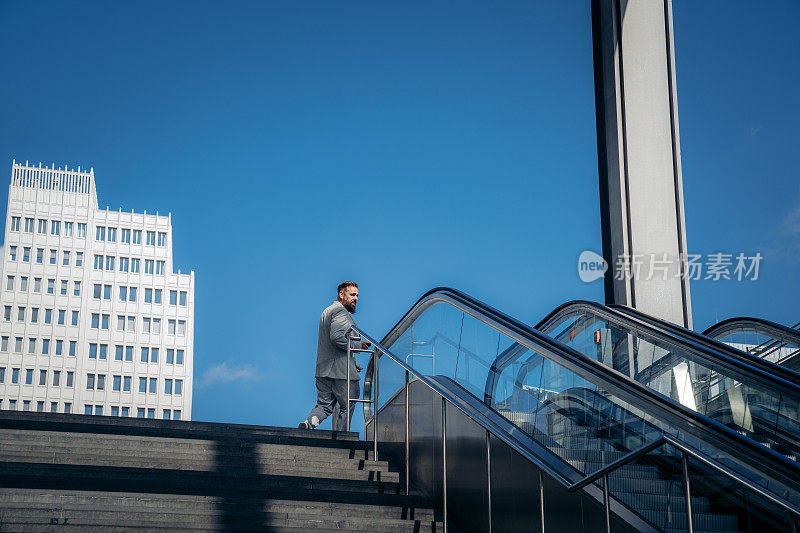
[{"x1": 337, "y1": 281, "x2": 358, "y2": 294}]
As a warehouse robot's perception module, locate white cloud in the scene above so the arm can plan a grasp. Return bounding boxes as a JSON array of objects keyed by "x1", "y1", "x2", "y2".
[{"x1": 197, "y1": 359, "x2": 265, "y2": 388}]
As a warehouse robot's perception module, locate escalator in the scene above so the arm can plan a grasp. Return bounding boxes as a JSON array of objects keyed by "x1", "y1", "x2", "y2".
[
  {"x1": 703, "y1": 317, "x2": 800, "y2": 372},
  {"x1": 355, "y1": 288, "x2": 800, "y2": 532}
]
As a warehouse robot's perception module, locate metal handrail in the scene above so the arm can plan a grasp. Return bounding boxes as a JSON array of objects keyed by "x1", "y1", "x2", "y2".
[
  {"x1": 362, "y1": 288, "x2": 800, "y2": 494},
  {"x1": 352, "y1": 321, "x2": 800, "y2": 533}
]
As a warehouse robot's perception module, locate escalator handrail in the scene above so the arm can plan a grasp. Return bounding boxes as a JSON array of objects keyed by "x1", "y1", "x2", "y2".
[
  {"x1": 703, "y1": 316, "x2": 800, "y2": 351},
  {"x1": 365, "y1": 287, "x2": 800, "y2": 495},
  {"x1": 568, "y1": 433, "x2": 800, "y2": 518},
  {"x1": 534, "y1": 300, "x2": 800, "y2": 399},
  {"x1": 607, "y1": 305, "x2": 800, "y2": 385}
]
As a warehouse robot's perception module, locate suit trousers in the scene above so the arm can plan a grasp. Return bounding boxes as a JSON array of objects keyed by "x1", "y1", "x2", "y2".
[{"x1": 305, "y1": 377, "x2": 360, "y2": 431}]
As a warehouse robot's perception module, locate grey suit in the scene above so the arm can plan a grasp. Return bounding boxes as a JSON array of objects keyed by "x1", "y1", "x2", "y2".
[{"x1": 304, "y1": 302, "x2": 361, "y2": 431}]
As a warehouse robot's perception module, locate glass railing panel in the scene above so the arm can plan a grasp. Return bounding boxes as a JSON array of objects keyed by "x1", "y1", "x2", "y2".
[{"x1": 538, "y1": 309, "x2": 800, "y2": 462}]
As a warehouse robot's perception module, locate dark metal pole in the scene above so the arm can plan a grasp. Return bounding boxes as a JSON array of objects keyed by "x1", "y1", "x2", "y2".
[
  {"x1": 603, "y1": 474, "x2": 611, "y2": 533},
  {"x1": 442, "y1": 397, "x2": 448, "y2": 533},
  {"x1": 486, "y1": 429, "x2": 492, "y2": 533},
  {"x1": 346, "y1": 331, "x2": 351, "y2": 431},
  {"x1": 405, "y1": 370, "x2": 410, "y2": 496},
  {"x1": 682, "y1": 452, "x2": 694, "y2": 533},
  {"x1": 374, "y1": 351, "x2": 379, "y2": 462}
]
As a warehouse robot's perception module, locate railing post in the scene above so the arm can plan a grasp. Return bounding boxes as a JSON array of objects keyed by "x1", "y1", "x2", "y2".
[
  {"x1": 405, "y1": 369, "x2": 410, "y2": 496},
  {"x1": 682, "y1": 451, "x2": 694, "y2": 533},
  {"x1": 442, "y1": 396, "x2": 448, "y2": 533},
  {"x1": 603, "y1": 474, "x2": 611, "y2": 533},
  {"x1": 346, "y1": 330, "x2": 352, "y2": 432},
  {"x1": 486, "y1": 429, "x2": 492, "y2": 533},
  {"x1": 373, "y1": 348, "x2": 379, "y2": 462}
]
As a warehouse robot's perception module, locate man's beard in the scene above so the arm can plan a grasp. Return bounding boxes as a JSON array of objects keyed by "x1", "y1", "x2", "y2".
[{"x1": 344, "y1": 302, "x2": 356, "y2": 314}]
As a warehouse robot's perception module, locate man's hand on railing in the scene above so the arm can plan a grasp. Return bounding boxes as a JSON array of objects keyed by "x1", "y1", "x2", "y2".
[
  {"x1": 361, "y1": 341, "x2": 371, "y2": 350},
  {"x1": 355, "y1": 363, "x2": 362, "y2": 372}
]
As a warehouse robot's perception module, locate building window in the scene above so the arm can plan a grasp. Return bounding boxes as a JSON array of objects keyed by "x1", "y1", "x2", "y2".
[
  {"x1": 173, "y1": 411, "x2": 181, "y2": 420},
  {"x1": 105, "y1": 256, "x2": 115, "y2": 270},
  {"x1": 53, "y1": 370, "x2": 61, "y2": 386},
  {"x1": 156, "y1": 260, "x2": 164, "y2": 275},
  {"x1": 45, "y1": 309, "x2": 52, "y2": 324},
  {"x1": 27, "y1": 338, "x2": 36, "y2": 354},
  {"x1": 146, "y1": 231, "x2": 155, "y2": 245},
  {"x1": 111, "y1": 406, "x2": 119, "y2": 416},
  {"x1": 103, "y1": 284, "x2": 111, "y2": 300},
  {"x1": 58, "y1": 309, "x2": 65, "y2": 325},
  {"x1": 3, "y1": 306, "x2": 10, "y2": 321},
  {"x1": 12, "y1": 368, "x2": 19, "y2": 383},
  {"x1": 74, "y1": 281, "x2": 81, "y2": 296},
  {"x1": 9, "y1": 246, "x2": 16, "y2": 261},
  {"x1": 71, "y1": 310, "x2": 79, "y2": 326},
  {"x1": 101, "y1": 314, "x2": 109, "y2": 330},
  {"x1": 49, "y1": 249, "x2": 56, "y2": 265},
  {"x1": 0, "y1": 367, "x2": 4, "y2": 383},
  {"x1": 89, "y1": 344, "x2": 98, "y2": 359},
  {"x1": 117, "y1": 315, "x2": 125, "y2": 331},
  {"x1": 165, "y1": 379, "x2": 173, "y2": 394},
  {"x1": 93, "y1": 284, "x2": 102, "y2": 299},
  {"x1": 39, "y1": 369, "x2": 47, "y2": 386},
  {"x1": 133, "y1": 229, "x2": 141, "y2": 244},
  {"x1": 107, "y1": 227, "x2": 116, "y2": 242},
  {"x1": 141, "y1": 347, "x2": 149, "y2": 363},
  {"x1": 152, "y1": 318, "x2": 161, "y2": 334},
  {"x1": 169, "y1": 290, "x2": 177, "y2": 305},
  {"x1": 123, "y1": 376, "x2": 131, "y2": 392},
  {"x1": 179, "y1": 291, "x2": 187, "y2": 306},
  {"x1": 97, "y1": 374, "x2": 105, "y2": 390},
  {"x1": 69, "y1": 341, "x2": 77, "y2": 356},
  {"x1": 34, "y1": 277, "x2": 41, "y2": 293},
  {"x1": 24, "y1": 217, "x2": 33, "y2": 232},
  {"x1": 23, "y1": 247, "x2": 30, "y2": 262},
  {"x1": 65, "y1": 403, "x2": 72, "y2": 413},
  {"x1": 23, "y1": 400, "x2": 30, "y2": 411},
  {"x1": 17, "y1": 307, "x2": 25, "y2": 322},
  {"x1": 10, "y1": 216, "x2": 20, "y2": 231},
  {"x1": 0, "y1": 337, "x2": 7, "y2": 352},
  {"x1": 20, "y1": 276, "x2": 28, "y2": 291},
  {"x1": 77, "y1": 223, "x2": 86, "y2": 238},
  {"x1": 127, "y1": 315, "x2": 136, "y2": 332},
  {"x1": 64, "y1": 221, "x2": 73, "y2": 236},
  {"x1": 94, "y1": 255, "x2": 103, "y2": 270},
  {"x1": 149, "y1": 378, "x2": 157, "y2": 394},
  {"x1": 42, "y1": 339, "x2": 50, "y2": 355},
  {"x1": 144, "y1": 288, "x2": 152, "y2": 303},
  {"x1": 13, "y1": 337, "x2": 21, "y2": 353},
  {"x1": 166, "y1": 349, "x2": 174, "y2": 364},
  {"x1": 129, "y1": 287, "x2": 137, "y2": 302},
  {"x1": 76, "y1": 251, "x2": 83, "y2": 266},
  {"x1": 151, "y1": 348, "x2": 158, "y2": 363},
  {"x1": 95, "y1": 226, "x2": 105, "y2": 241},
  {"x1": 47, "y1": 278, "x2": 55, "y2": 294},
  {"x1": 95, "y1": 405, "x2": 103, "y2": 416},
  {"x1": 115, "y1": 345, "x2": 123, "y2": 361},
  {"x1": 119, "y1": 257, "x2": 129, "y2": 272},
  {"x1": 154, "y1": 289, "x2": 162, "y2": 303},
  {"x1": 6, "y1": 275, "x2": 14, "y2": 291},
  {"x1": 157, "y1": 232, "x2": 166, "y2": 246},
  {"x1": 142, "y1": 317, "x2": 150, "y2": 333},
  {"x1": 55, "y1": 339, "x2": 63, "y2": 355},
  {"x1": 168, "y1": 320, "x2": 175, "y2": 335},
  {"x1": 138, "y1": 377, "x2": 146, "y2": 393},
  {"x1": 66, "y1": 371, "x2": 74, "y2": 387},
  {"x1": 121, "y1": 228, "x2": 130, "y2": 243},
  {"x1": 125, "y1": 346, "x2": 133, "y2": 361},
  {"x1": 25, "y1": 368, "x2": 33, "y2": 385},
  {"x1": 51, "y1": 220, "x2": 60, "y2": 235},
  {"x1": 163, "y1": 409, "x2": 171, "y2": 420},
  {"x1": 144, "y1": 259, "x2": 154, "y2": 274},
  {"x1": 63, "y1": 250, "x2": 70, "y2": 266},
  {"x1": 137, "y1": 408, "x2": 145, "y2": 418},
  {"x1": 60, "y1": 280, "x2": 68, "y2": 295},
  {"x1": 31, "y1": 307, "x2": 39, "y2": 323},
  {"x1": 38, "y1": 218, "x2": 47, "y2": 234},
  {"x1": 131, "y1": 258, "x2": 140, "y2": 273},
  {"x1": 119, "y1": 286, "x2": 128, "y2": 301}
]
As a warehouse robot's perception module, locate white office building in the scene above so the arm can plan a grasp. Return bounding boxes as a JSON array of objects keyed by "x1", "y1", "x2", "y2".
[{"x1": 0, "y1": 162, "x2": 194, "y2": 420}]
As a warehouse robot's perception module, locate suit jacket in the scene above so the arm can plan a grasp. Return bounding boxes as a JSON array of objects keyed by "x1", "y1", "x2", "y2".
[{"x1": 316, "y1": 301, "x2": 360, "y2": 380}]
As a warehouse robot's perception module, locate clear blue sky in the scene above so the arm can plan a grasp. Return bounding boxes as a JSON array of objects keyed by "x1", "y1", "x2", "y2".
[{"x1": 1, "y1": 1, "x2": 798, "y2": 428}]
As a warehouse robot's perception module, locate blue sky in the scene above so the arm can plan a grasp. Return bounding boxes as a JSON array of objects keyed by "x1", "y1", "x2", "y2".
[{"x1": 1, "y1": 1, "x2": 798, "y2": 428}]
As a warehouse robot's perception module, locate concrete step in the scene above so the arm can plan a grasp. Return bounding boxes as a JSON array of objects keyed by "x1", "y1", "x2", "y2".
[
  {"x1": 0, "y1": 488, "x2": 437, "y2": 521},
  {"x1": 0, "y1": 452, "x2": 401, "y2": 483}
]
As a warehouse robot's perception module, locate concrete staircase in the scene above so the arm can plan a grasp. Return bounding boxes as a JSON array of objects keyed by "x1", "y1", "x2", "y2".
[{"x1": 0, "y1": 412, "x2": 441, "y2": 531}]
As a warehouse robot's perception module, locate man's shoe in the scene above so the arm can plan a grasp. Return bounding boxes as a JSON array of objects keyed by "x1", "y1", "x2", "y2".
[{"x1": 298, "y1": 421, "x2": 311, "y2": 429}]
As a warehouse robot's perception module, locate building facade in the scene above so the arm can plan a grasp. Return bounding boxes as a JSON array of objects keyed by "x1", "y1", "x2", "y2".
[{"x1": 0, "y1": 162, "x2": 194, "y2": 419}]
